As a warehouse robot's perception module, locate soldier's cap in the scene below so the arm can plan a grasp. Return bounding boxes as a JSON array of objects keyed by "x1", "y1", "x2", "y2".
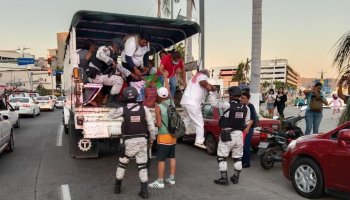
[
  {"x1": 123, "y1": 87, "x2": 138, "y2": 100},
  {"x1": 157, "y1": 87, "x2": 169, "y2": 98},
  {"x1": 111, "y1": 38, "x2": 124, "y2": 49}
]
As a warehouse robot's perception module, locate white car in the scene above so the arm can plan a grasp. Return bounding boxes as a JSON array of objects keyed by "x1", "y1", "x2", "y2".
[
  {"x1": 46, "y1": 95, "x2": 58, "y2": 103},
  {"x1": 0, "y1": 116, "x2": 14, "y2": 154},
  {"x1": 55, "y1": 96, "x2": 65, "y2": 108},
  {"x1": 37, "y1": 96, "x2": 55, "y2": 111},
  {"x1": 9, "y1": 97, "x2": 40, "y2": 117},
  {"x1": 28, "y1": 92, "x2": 40, "y2": 100},
  {"x1": 0, "y1": 99, "x2": 20, "y2": 128}
]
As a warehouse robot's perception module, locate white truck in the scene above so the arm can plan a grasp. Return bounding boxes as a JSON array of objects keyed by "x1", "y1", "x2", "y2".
[{"x1": 62, "y1": 10, "x2": 200, "y2": 158}]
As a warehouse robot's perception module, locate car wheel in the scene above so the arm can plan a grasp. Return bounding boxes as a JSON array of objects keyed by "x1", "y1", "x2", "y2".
[
  {"x1": 205, "y1": 134, "x2": 217, "y2": 155},
  {"x1": 32, "y1": 110, "x2": 35, "y2": 118},
  {"x1": 15, "y1": 118, "x2": 20, "y2": 128},
  {"x1": 6, "y1": 132, "x2": 14, "y2": 152},
  {"x1": 51, "y1": 107, "x2": 55, "y2": 112},
  {"x1": 260, "y1": 149, "x2": 275, "y2": 170},
  {"x1": 291, "y1": 158, "x2": 324, "y2": 199}
]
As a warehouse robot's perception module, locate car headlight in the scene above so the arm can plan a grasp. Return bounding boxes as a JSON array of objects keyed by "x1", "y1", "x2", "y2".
[{"x1": 286, "y1": 140, "x2": 297, "y2": 151}]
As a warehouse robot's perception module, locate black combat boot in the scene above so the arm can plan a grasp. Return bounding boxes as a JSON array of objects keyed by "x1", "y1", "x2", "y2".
[
  {"x1": 139, "y1": 182, "x2": 149, "y2": 199},
  {"x1": 114, "y1": 179, "x2": 122, "y2": 194},
  {"x1": 214, "y1": 171, "x2": 229, "y2": 186},
  {"x1": 230, "y1": 170, "x2": 241, "y2": 184}
]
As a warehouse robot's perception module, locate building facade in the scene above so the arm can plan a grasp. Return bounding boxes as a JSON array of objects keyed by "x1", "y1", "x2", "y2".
[{"x1": 260, "y1": 59, "x2": 300, "y2": 88}]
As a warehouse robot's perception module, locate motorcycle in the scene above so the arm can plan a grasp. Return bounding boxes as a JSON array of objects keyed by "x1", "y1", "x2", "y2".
[{"x1": 257, "y1": 109, "x2": 305, "y2": 170}]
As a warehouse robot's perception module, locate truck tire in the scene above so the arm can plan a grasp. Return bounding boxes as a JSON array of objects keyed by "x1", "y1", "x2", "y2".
[{"x1": 68, "y1": 113, "x2": 98, "y2": 158}]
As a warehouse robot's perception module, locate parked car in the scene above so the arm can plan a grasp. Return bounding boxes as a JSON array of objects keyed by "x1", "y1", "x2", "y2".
[
  {"x1": 37, "y1": 96, "x2": 55, "y2": 111},
  {"x1": 0, "y1": 98, "x2": 20, "y2": 128},
  {"x1": 0, "y1": 115, "x2": 14, "y2": 154},
  {"x1": 181, "y1": 103, "x2": 281, "y2": 155},
  {"x1": 9, "y1": 97, "x2": 40, "y2": 117},
  {"x1": 282, "y1": 121, "x2": 350, "y2": 199},
  {"x1": 55, "y1": 96, "x2": 65, "y2": 108}
]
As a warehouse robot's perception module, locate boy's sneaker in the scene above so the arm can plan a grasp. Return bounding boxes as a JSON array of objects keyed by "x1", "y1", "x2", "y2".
[
  {"x1": 148, "y1": 180, "x2": 165, "y2": 188},
  {"x1": 165, "y1": 178, "x2": 175, "y2": 185}
]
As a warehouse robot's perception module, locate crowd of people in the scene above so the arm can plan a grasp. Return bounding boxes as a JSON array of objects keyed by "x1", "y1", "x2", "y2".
[{"x1": 75, "y1": 34, "x2": 350, "y2": 199}]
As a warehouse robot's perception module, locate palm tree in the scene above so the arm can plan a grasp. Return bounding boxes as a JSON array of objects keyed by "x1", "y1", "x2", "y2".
[
  {"x1": 243, "y1": 58, "x2": 251, "y2": 83},
  {"x1": 250, "y1": 0, "x2": 263, "y2": 110},
  {"x1": 333, "y1": 31, "x2": 350, "y2": 125},
  {"x1": 158, "y1": 0, "x2": 195, "y2": 18},
  {"x1": 233, "y1": 62, "x2": 246, "y2": 84}
]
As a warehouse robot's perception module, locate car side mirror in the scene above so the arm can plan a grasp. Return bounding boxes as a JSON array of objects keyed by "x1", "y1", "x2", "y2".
[
  {"x1": 338, "y1": 129, "x2": 350, "y2": 143},
  {"x1": 10, "y1": 108, "x2": 15, "y2": 112},
  {"x1": 3, "y1": 115, "x2": 9, "y2": 120}
]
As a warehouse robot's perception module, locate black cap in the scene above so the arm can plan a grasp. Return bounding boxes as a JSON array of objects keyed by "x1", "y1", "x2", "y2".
[
  {"x1": 228, "y1": 86, "x2": 242, "y2": 97},
  {"x1": 123, "y1": 87, "x2": 138, "y2": 101},
  {"x1": 140, "y1": 32, "x2": 151, "y2": 41},
  {"x1": 111, "y1": 38, "x2": 124, "y2": 49}
]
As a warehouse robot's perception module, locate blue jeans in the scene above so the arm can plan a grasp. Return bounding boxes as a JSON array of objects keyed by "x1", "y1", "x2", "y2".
[
  {"x1": 159, "y1": 75, "x2": 177, "y2": 97},
  {"x1": 305, "y1": 110, "x2": 323, "y2": 135},
  {"x1": 242, "y1": 128, "x2": 254, "y2": 165}
]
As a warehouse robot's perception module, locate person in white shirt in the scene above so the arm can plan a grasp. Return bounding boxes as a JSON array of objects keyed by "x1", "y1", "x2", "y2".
[
  {"x1": 180, "y1": 69, "x2": 216, "y2": 149},
  {"x1": 121, "y1": 32, "x2": 150, "y2": 82}
]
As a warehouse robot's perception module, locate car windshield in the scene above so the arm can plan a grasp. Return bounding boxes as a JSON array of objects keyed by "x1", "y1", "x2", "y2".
[
  {"x1": 57, "y1": 96, "x2": 65, "y2": 101},
  {"x1": 10, "y1": 98, "x2": 29, "y2": 103},
  {"x1": 37, "y1": 97, "x2": 50, "y2": 101}
]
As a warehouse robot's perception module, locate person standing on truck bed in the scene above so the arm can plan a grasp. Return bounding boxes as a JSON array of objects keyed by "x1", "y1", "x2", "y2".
[
  {"x1": 77, "y1": 39, "x2": 97, "y2": 83},
  {"x1": 109, "y1": 87, "x2": 156, "y2": 199},
  {"x1": 180, "y1": 69, "x2": 217, "y2": 149},
  {"x1": 87, "y1": 38, "x2": 134, "y2": 105}
]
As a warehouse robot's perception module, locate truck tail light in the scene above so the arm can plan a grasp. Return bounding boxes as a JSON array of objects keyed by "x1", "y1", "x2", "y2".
[
  {"x1": 73, "y1": 67, "x2": 79, "y2": 79},
  {"x1": 77, "y1": 116, "x2": 84, "y2": 125}
]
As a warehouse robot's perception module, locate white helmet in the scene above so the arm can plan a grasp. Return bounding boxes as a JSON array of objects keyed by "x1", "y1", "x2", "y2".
[{"x1": 157, "y1": 87, "x2": 169, "y2": 98}]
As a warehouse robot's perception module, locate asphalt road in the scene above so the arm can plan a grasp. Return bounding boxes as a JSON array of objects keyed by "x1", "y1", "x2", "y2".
[{"x1": 0, "y1": 108, "x2": 338, "y2": 200}]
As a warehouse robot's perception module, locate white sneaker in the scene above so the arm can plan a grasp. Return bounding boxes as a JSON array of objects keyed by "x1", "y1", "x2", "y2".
[
  {"x1": 165, "y1": 178, "x2": 175, "y2": 185},
  {"x1": 148, "y1": 180, "x2": 165, "y2": 188},
  {"x1": 194, "y1": 143, "x2": 207, "y2": 149}
]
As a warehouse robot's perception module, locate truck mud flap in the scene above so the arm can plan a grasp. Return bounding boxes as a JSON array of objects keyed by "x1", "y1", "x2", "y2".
[{"x1": 69, "y1": 118, "x2": 98, "y2": 158}]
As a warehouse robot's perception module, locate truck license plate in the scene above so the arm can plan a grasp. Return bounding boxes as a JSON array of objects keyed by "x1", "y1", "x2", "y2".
[{"x1": 258, "y1": 142, "x2": 269, "y2": 148}]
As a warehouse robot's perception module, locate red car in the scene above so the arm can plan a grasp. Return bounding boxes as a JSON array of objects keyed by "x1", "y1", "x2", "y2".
[
  {"x1": 182, "y1": 103, "x2": 280, "y2": 155},
  {"x1": 282, "y1": 121, "x2": 350, "y2": 199}
]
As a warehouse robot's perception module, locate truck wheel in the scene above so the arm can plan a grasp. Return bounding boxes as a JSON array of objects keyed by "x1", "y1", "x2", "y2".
[
  {"x1": 64, "y1": 125, "x2": 68, "y2": 134},
  {"x1": 291, "y1": 158, "x2": 324, "y2": 199},
  {"x1": 260, "y1": 149, "x2": 275, "y2": 170},
  {"x1": 205, "y1": 134, "x2": 217, "y2": 155}
]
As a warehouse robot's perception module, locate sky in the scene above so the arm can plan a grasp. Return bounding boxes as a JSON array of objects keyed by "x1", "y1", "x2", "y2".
[{"x1": 1, "y1": 0, "x2": 350, "y2": 78}]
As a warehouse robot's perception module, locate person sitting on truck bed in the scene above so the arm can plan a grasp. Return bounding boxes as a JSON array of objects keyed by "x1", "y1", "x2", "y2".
[
  {"x1": 77, "y1": 39, "x2": 97, "y2": 83},
  {"x1": 87, "y1": 38, "x2": 135, "y2": 105},
  {"x1": 109, "y1": 86, "x2": 156, "y2": 199}
]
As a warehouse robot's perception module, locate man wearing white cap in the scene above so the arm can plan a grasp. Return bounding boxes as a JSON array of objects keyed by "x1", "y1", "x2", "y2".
[
  {"x1": 180, "y1": 69, "x2": 216, "y2": 149},
  {"x1": 149, "y1": 72, "x2": 177, "y2": 189}
]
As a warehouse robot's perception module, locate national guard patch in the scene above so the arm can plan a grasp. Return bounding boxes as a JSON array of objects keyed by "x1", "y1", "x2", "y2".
[
  {"x1": 130, "y1": 116, "x2": 141, "y2": 123},
  {"x1": 235, "y1": 112, "x2": 244, "y2": 119}
]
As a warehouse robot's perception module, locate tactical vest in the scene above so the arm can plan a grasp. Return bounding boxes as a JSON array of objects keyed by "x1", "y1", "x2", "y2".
[
  {"x1": 89, "y1": 49, "x2": 118, "y2": 75},
  {"x1": 121, "y1": 104, "x2": 148, "y2": 137},
  {"x1": 219, "y1": 101, "x2": 248, "y2": 131}
]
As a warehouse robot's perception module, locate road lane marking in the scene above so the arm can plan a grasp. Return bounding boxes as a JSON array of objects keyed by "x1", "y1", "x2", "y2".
[
  {"x1": 56, "y1": 125, "x2": 63, "y2": 147},
  {"x1": 61, "y1": 184, "x2": 72, "y2": 200}
]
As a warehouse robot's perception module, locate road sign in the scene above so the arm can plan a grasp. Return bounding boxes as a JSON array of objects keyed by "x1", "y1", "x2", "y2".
[{"x1": 18, "y1": 58, "x2": 35, "y2": 66}]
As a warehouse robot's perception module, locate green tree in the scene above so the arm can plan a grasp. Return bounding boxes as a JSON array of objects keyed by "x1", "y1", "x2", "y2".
[
  {"x1": 233, "y1": 62, "x2": 246, "y2": 84},
  {"x1": 175, "y1": 42, "x2": 185, "y2": 58},
  {"x1": 36, "y1": 84, "x2": 49, "y2": 96},
  {"x1": 243, "y1": 58, "x2": 251, "y2": 83},
  {"x1": 158, "y1": 0, "x2": 196, "y2": 17},
  {"x1": 333, "y1": 31, "x2": 350, "y2": 124},
  {"x1": 274, "y1": 81, "x2": 284, "y2": 90}
]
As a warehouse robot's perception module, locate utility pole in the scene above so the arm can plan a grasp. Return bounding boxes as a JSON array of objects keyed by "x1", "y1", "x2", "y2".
[
  {"x1": 185, "y1": 0, "x2": 193, "y2": 64},
  {"x1": 157, "y1": 0, "x2": 161, "y2": 17},
  {"x1": 250, "y1": 0, "x2": 263, "y2": 111},
  {"x1": 199, "y1": 0, "x2": 205, "y2": 69}
]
